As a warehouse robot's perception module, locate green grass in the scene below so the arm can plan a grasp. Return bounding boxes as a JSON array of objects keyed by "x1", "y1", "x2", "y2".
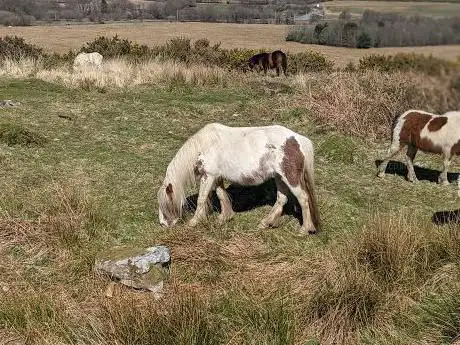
[{"x1": 1, "y1": 76, "x2": 460, "y2": 344}]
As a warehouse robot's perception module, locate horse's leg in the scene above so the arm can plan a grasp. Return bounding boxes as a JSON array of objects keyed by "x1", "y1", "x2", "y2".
[
  {"x1": 188, "y1": 175, "x2": 216, "y2": 227},
  {"x1": 215, "y1": 178, "x2": 235, "y2": 224},
  {"x1": 258, "y1": 177, "x2": 289, "y2": 229},
  {"x1": 276, "y1": 66, "x2": 280, "y2": 77},
  {"x1": 457, "y1": 174, "x2": 460, "y2": 197},
  {"x1": 377, "y1": 143, "x2": 405, "y2": 178},
  {"x1": 405, "y1": 145, "x2": 418, "y2": 182},
  {"x1": 279, "y1": 176, "x2": 316, "y2": 235},
  {"x1": 439, "y1": 152, "x2": 452, "y2": 186}
]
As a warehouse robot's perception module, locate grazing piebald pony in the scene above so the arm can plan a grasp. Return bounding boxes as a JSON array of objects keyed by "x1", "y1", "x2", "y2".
[
  {"x1": 377, "y1": 109, "x2": 460, "y2": 186},
  {"x1": 247, "y1": 50, "x2": 288, "y2": 77},
  {"x1": 158, "y1": 123, "x2": 320, "y2": 235}
]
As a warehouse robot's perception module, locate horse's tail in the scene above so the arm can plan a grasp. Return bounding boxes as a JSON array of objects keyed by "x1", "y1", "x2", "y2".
[
  {"x1": 300, "y1": 156, "x2": 320, "y2": 233},
  {"x1": 281, "y1": 52, "x2": 288, "y2": 76}
]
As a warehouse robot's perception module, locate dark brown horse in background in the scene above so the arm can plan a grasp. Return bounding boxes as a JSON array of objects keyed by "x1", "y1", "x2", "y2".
[{"x1": 247, "y1": 50, "x2": 288, "y2": 77}]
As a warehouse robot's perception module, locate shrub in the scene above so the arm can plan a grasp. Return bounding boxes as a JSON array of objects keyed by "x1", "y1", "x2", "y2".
[
  {"x1": 0, "y1": 36, "x2": 44, "y2": 61},
  {"x1": 79, "y1": 35, "x2": 150, "y2": 61},
  {"x1": 288, "y1": 51, "x2": 334, "y2": 73},
  {"x1": 156, "y1": 36, "x2": 192, "y2": 62},
  {"x1": 357, "y1": 32, "x2": 372, "y2": 49}
]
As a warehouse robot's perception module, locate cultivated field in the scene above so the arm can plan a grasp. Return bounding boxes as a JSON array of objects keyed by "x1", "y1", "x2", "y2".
[
  {"x1": 1, "y1": 55, "x2": 460, "y2": 344},
  {"x1": 2, "y1": 22, "x2": 460, "y2": 67}
]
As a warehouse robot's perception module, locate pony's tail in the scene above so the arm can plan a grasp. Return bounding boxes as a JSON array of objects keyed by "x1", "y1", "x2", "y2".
[
  {"x1": 300, "y1": 162, "x2": 320, "y2": 233},
  {"x1": 282, "y1": 54, "x2": 288, "y2": 76}
]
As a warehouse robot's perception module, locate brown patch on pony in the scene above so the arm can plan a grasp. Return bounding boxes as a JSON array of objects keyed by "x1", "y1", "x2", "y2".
[
  {"x1": 166, "y1": 183, "x2": 173, "y2": 195},
  {"x1": 451, "y1": 139, "x2": 460, "y2": 155},
  {"x1": 194, "y1": 159, "x2": 207, "y2": 179},
  {"x1": 240, "y1": 152, "x2": 272, "y2": 185},
  {"x1": 281, "y1": 136, "x2": 304, "y2": 186},
  {"x1": 399, "y1": 112, "x2": 443, "y2": 154},
  {"x1": 428, "y1": 117, "x2": 448, "y2": 132}
]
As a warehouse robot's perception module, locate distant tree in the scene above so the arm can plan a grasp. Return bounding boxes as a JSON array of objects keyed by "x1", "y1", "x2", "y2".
[
  {"x1": 357, "y1": 31, "x2": 372, "y2": 48},
  {"x1": 101, "y1": 0, "x2": 108, "y2": 14}
]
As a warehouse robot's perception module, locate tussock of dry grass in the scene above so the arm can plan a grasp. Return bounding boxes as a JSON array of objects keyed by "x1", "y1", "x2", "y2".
[
  {"x1": 292, "y1": 71, "x2": 460, "y2": 139},
  {"x1": 0, "y1": 57, "x2": 231, "y2": 89}
]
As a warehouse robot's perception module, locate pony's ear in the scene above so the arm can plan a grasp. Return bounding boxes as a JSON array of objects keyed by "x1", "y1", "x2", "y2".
[{"x1": 166, "y1": 183, "x2": 173, "y2": 196}]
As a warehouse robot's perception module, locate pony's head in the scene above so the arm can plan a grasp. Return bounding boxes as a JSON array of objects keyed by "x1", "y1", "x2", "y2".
[
  {"x1": 247, "y1": 56, "x2": 258, "y2": 70},
  {"x1": 158, "y1": 181, "x2": 183, "y2": 227}
]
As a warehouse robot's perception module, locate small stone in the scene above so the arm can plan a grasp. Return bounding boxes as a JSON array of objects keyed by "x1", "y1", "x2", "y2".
[
  {"x1": 105, "y1": 281, "x2": 116, "y2": 298},
  {"x1": 0, "y1": 100, "x2": 20, "y2": 108}
]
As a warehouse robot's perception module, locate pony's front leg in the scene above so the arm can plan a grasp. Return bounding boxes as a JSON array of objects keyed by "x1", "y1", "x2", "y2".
[
  {"x1": 258, "y1": 177, "x2": 289, "y2": 229},
  {"x1": 188, "y1": 176, "x2": 216, "y2": 227},
  {"x1": 215, "y1": 179, "x2": 234, "y2": 224},
  {"x1": 405, "y1": 145, "x2": 418, "y2": 182},
  {"x1": 377, "y1": 143, "x2": 404, "y2": 178}
]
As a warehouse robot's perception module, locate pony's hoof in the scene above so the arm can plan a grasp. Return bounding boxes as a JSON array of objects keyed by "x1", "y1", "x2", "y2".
[
  {"x1": 377, "y1": 171, "x2": 385, "y2": 178},
  {"x1": 187, "y1": 219, "x2": 199, "y2": 227},
  {"x1": 257, "y1": 221, "x2": 269, "y2": 229},
  {"x1": 298, "y1": 227, "x2": 317, "y2": 236},
  {"x1": 218, "y1": 211, "x2": 235, "y2": 224},
  {"x1": 408, "y1": 177, "x2": 418, "y2": 183},
  {"x1": 438, "y1": 177, "x2": 449, "y2": 186}
]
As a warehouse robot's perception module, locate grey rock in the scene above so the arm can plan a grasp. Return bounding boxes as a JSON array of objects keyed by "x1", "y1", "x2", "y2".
[
  {"x1": 0, "y1": 100, "x2": 20, "y2": 107},
  {"x1": 94, "y1": 245, "x2": 171, "y2": 293}
]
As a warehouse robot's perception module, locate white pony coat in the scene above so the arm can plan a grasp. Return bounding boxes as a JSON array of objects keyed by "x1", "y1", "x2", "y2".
[{"x1": 197, "y1": 125, "x2": 313, "y2": 186}]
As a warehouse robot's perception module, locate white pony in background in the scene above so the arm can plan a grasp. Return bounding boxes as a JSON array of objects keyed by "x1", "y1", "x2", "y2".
[{"x1": 158, "y1": 123, "x2": 320, "y2": 235}]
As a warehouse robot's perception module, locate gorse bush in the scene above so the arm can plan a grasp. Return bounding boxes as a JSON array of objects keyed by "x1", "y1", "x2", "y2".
[
  {"x1": 0, "y1": 35, "x2": 43, "y2": 61},
  {"x1": 79, "y1": 34, "x2": 151, "y2": 61},
  {"x1": 286, "y1": 10, "x2": 460, "y2": 48},
  {"x1": 288, "y1": 51, "x2": 334, "y2": 73}
]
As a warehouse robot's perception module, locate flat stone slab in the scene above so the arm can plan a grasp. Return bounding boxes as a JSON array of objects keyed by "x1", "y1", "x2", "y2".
[{"x1": 94, "y1": 245, "x2": 171, "y2": 293}]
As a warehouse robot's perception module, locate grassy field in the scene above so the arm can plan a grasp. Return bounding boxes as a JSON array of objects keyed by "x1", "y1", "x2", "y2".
[
  {"x1": 325, "y1": 0, "x2": 460, "y2": 17},
  {"x1": 1, "y1": 57, "x2": 460, "y2": 344},
  {"x1": 1, "y1": 22, "x2": 460, "y2": 67}
]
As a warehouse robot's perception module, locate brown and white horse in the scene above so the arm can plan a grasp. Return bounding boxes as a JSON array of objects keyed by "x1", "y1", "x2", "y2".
[
  {"x1": 377, "y1": 109, "x2": 460, "y2": 188},
  {"x1": 158, "y1": 123, "x2": 320, "y2": 235}
]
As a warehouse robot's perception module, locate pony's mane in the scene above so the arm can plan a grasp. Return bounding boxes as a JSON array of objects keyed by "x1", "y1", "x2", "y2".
[{"x1": 158, "y1": 123, "x2": 226, "y2": 218}]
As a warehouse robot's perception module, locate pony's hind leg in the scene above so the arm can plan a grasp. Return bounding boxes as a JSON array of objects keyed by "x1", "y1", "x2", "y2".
[
  {"x1": 216, "y1": 178, "x2": 235, "y2": 224},
  {"x1": 377, "y1": 143, "x2": 405, "y2": 178},
  {"x1": 258, "y1": 177, "x2": 289, "y2": 229},
  {"x1": 188, "y1": 175, "x2": 216, "y2": 227},
  {"x1": 278, "y1": 174, "x2": 317, "y2": 235},
  {"x1": 439, "y1": 152, "x2": 452, "y2": 186},
  {"x1": 405, "y1": 145, "x2": 418, "y2": 182}
]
